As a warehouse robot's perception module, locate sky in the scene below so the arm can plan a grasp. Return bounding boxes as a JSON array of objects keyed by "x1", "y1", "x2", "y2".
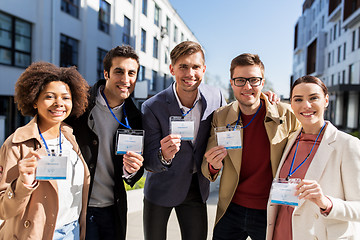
[{"x1": 168, "y1": 0, "x2": 304, "y2": 98}]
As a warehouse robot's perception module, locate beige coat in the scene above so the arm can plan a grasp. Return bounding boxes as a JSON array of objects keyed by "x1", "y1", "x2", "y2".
[
  {"x1": 266, "y1": 122, "x2": 360, "y2": 240},
  {"x1": 0, "y1": 116, "x2": 90, "y2": 240},
  {"x1": 201, "y1": 93, "x2": 300, "y2": 225}
]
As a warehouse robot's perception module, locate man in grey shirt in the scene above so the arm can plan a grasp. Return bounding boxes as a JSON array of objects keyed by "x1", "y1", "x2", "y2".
[{"x1": 67, "y1": 45, "x2": 144, "y2": 240}]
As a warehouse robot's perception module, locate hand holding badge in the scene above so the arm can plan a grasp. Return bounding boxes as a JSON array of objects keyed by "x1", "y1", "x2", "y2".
[
  {"x1": 215, "y1": 125, "x2": 242, "y2": 149},
  {"x1": 270, "y1": 178, "x2": 301, "y2": 206},
  {"x1": 169, "y1": 116, "x2": 195, "y2": 141},
  {"x1": 116, "y1": 129, "x2": 145, "y2": 155}
]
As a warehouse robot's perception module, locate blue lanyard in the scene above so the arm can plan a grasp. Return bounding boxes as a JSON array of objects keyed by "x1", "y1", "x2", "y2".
[
  {"x1": 181, "y1": 99, "x2": 199, "y2": 118},
  {"x1": 286, "y1": 123, "x2": 326, "y2": 180},
  {"x1": 38, "y1": 126, "x2": 62, "y2": 156},
  {"x1": 101, "y1": 91, "x2": 131, "y2": 129},
  {"x1": 230, "y1": 101, "x2": 262, "y2": 130}
]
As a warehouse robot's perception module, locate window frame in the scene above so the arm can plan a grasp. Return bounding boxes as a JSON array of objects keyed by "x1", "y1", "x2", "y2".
[
  {"x1": 98, "y1": 0, "x2": 110, "y2": 34},
  {"x1": 61, "y1": 0, "x2": 79, "y2": 18},
  {"x1": 0, "y1": 12, "x2": 32, "y2": 68},
  {"x1": 60, "y1": 33, "x2": 79, "y2": 68}
]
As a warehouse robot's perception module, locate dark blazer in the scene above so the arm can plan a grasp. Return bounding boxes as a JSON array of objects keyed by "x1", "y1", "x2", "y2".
[
  {"x1": 66, "y1": 80, "x2": 144, "y2": 240},
  {"x1": 142, "y1": 83, "x2": 226, "y2": 207}
]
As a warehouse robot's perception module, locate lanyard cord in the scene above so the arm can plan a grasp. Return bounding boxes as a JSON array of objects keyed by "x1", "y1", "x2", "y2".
[
  {"x1": 101, "y1": 90, "x2": 131, "y2": 129},
  {"x1": 286, "y1": 123, "x2": 326, "y2": 180},
  {"x1": 38, "y1": 126, "x2": 62, "y2": 156},
  {"x1": 181, "y1": 99, "x2": 199, "y2": 118},
  {"x1": 231, "y1": 101, "x2": 262, "y2": 130}
]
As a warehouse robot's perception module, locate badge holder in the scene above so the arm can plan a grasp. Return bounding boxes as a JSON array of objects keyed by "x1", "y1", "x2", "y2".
[
  {"x1": 116, "y1": 129, "x2": 145, "y2": 155},
  {"x1": 169, "y1": 116, "x2": 195, "y2": 141},
  {"x1": 36, "y1": 155, "x2": 68, "y2": 180},
  {"x1": 215, "y1": 125, "x2": 242, "y2": 149},
  {"x1": 270, "y1": 178, "x2": 301, "y2": 206}
]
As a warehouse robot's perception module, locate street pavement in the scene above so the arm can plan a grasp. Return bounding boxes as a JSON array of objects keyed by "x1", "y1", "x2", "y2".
[{"x1": 126, "y1": 188, "x2": 219, "y2": 240}]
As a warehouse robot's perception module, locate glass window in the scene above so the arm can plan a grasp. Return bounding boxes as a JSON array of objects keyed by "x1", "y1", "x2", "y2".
[
  {"x1": 154, "y1": 4, "x2": 160, "y2": 26},
  {"x1": 150, "y1": 70, "x2": 157, "y2": 91},
  {"x1": 359, "y1": 27, "x2": 360, "y2": 49},
  {"x1": 97, "y1": 48, "x2": 107, "y2": 80},
  {"x1": 342, "y1": 70, "x2": 345, "y2": 84},
  {"x1": 352, "y1": 30, "x2": 356, "y2": 51},
  {"x1": 166, "y1": 16, "x2": 170, "y2": 34},
  {"x1": 123, "y1": 16, "x2": 131, "y2": 45},
  {"x1": 343, "y1": 42, "x2": 346, "y2": 60},
  {"x1": 142, "y1": 0, "x2": 147, "y2": 16},
  {"x1": 99, "y1": 0, "x2": 110, "y2": 33},
  {"x1": 153, "y1": 37, "x2": 158, "y2": 58},
  {"x1": 349, "y1": 64, "x2": 354, "y2": 84},
  {"x1": 60, "y1": 34, "x2": 79, "y2": 68},
  {"x1": 337, "y1": 45, "x2": 341, "y2": 63},
  {"x1": 333, "y1": 24, "x2": 337, "y2": 40},
  {"x1": 174, "y1": 25, "x2": 178, "y2": 42},
  {"x1": 0, "y1": 12, "x2": 31, "y2": 67},
  {"x1": 164, "y1": 47, "x2": 169, "y2": 64},
  {"x1": 61, "y1": 0, "x2": 79, "y2": 18},
  {"x1": 138, "y1": 65, "x2": 145, "y2": 81},
  {"x1": 181, "y1": 33, "x2": 184, "y2": 42},
  {"x1": 141, "y1": 28, "x2": 146, "y2": 52}
]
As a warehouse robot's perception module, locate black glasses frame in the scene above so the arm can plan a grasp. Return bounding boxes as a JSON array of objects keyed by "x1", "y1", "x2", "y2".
[{"x1": 231, "y1": 77, "x2": 263, "y2": 87}]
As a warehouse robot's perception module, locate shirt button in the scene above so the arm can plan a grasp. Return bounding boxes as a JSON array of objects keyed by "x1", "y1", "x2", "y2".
[
  {"x1": 7, "y1": 191, "x2": 13, "y2": 199},
  {"x1": 92, "y1": 140, "x2": 98, "y2": 146},
  {"x1": 44, "y1": 195, "x2": 47, "y2": 199},
  {"x1": 24, "y1": 220, "x2": 31, "y2": 228},
  {"x1": 314, "y1": 213, "x2": 319, "y2": 219},
  {"x1": 314, "y1": 237, "x2": 318, "y2": 240}
]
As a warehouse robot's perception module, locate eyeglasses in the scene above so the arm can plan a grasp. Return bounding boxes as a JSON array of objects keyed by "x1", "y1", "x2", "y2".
[{"x1": 231, "y1": 77, "x2": 263, "y2": 87}]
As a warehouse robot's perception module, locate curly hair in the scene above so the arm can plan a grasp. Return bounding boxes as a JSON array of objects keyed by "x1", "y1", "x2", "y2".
[{"x1": 15, "y1": 62, "x2": 89, "y2": 118}]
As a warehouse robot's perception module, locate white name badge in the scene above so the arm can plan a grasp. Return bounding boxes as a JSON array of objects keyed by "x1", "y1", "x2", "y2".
[
  {"x1": 36, "y1": 156, "x2": 68, "y2": 180},
  {"x1": 270, "y1": 178, "x2": 301, "y2": 206},
  {"x1": 169, "y1": 116, "x2": 194, "y2": 141},
  {"x1": 116, "y1": 129, "x2": 144, "y2": 155},
  {"x1": 215, "y1": 126, "x2": 242, "y2": 149}
]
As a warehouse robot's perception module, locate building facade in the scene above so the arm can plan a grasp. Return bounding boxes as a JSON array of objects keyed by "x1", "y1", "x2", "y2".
[
  {"x1": 292, "y1": 0, "x2": 360, "y2": 132},
  {"x1": 0, "y1": 0, "x2": 198, "y2": 143}
]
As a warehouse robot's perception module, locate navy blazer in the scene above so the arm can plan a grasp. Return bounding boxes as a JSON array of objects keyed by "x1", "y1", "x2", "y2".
[{"x1": 142, "y1": 83, "x2": 226, "y2": 207}]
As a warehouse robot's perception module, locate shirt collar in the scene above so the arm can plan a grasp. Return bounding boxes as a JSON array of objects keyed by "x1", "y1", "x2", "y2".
[
  {"x1": 96, "y1": 86, "x2": 124, "y2": 110},
  {"x1": 172, "y1": 82, "x2": 201, "y2": 110}
]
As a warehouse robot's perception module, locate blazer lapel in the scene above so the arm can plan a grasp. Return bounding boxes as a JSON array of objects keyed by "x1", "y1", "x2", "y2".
[{"x1": 304, "y1": 122, "x2": 336, "y2": 182}]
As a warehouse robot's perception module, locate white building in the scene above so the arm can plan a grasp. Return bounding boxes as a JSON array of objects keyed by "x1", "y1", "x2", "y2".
[
  {"x1": 292, "y1": 0, "x2": 360, "y2": 131},
  {"x1": 0, "y1": 0, "x2": 198, "y2": 141}
]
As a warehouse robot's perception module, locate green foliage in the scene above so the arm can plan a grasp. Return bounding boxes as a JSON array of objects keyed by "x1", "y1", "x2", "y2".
[
  {"x1": 124, "y1": 176, "x2": 146, "y2": 191},
  {"x1": 349, "y1": 131, "x2": 360, "y2": 139}
]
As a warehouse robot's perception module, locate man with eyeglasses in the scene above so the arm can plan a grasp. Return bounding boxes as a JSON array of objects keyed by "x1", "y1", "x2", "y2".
[{"x1": 201, "y1": 53, "x2": 300, "y2": 240}]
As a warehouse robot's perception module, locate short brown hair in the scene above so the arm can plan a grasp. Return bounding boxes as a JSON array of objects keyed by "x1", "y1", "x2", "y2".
[
  {"x1": 15, "y1": 62, "x2": 89, "y2": 118},
  {"x1": 170, "y1": 41, "x2": 205, "y2": 65},
  {"x1": 230, "y1": 53, "x2": 265, "y2": 78},
  {"x1": 103, "y1": 45, "x2": 140, "y2": 77},
  {"x1": 290, "y1": 75, "x2": 328, "y2": 99}
]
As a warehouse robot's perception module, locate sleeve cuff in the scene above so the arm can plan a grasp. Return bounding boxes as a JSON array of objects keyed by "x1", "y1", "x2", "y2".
[
  {"x1": 209, "y1": 163, "x2": 221, "y2": 175},
  {"x1": 320, "y1": 196, "x2": 333, "y2": 216}
]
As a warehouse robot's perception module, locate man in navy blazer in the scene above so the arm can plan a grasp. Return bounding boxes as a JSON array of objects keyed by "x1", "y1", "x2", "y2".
[{"x1": 142, "y1": 41, "x2": 226, "y2": 240}]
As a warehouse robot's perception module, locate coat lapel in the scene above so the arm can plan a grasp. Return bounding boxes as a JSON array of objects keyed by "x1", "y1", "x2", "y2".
[
  {"x1": 304, "y1": 122, "x2": 336, "y2": 182},
  {"x1": 225, "y1": 102, "x2": 243, "y2": 176}
]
